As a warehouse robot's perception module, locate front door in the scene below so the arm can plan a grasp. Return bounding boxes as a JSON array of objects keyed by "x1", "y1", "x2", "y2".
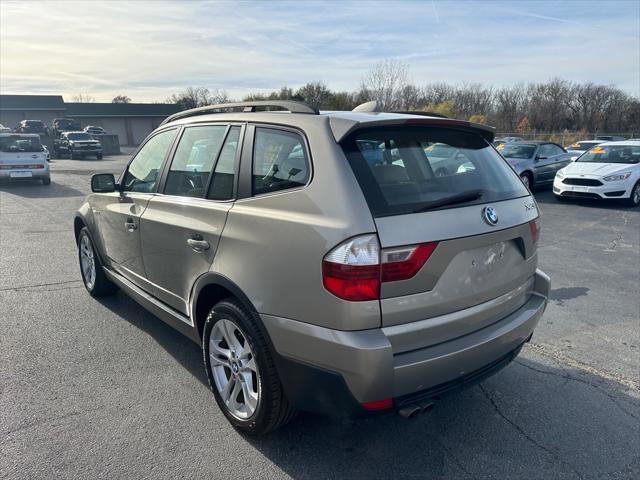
[
  {"x1": 94, "y1": 128, "x2": 177, "y2": 290},
  {"x1": 140, "y1": 124, "x2": 242, "y2": 314},
  {"x1": 533, "y1": 144, "x2": 559, "y2": 182}
]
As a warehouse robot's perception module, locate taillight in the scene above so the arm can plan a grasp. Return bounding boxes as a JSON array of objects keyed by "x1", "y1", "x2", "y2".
[
  {"x1": 322, "y1": 235, "x2": 438, "y2": 301},
  {"x1": 381, "y1": 243, "x2": 438, "y2": 282},
  {"x1": 322, "y1": 235, "x2": 380, "y2": 301},
  {"x1": 529, "y1": 218, "x2": 541, "y2": 244}
]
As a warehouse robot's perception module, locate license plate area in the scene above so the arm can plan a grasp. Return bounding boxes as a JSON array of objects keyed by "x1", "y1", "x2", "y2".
[{"x1": 10, "y1": 171, "x2": 33, "y2": 178}]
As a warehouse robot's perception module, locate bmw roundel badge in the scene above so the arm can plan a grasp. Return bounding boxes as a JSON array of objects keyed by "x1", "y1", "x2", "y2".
[{"x1": 483, "y1": 206, "x2": 498, "y2": 226}]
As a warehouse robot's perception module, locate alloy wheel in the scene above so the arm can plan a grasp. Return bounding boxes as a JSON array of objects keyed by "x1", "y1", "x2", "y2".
[
  {"x1": 209, "y1": 319, "x2": 260, "y2": 419},
  {"x1": 79, "y1": 235, "x2": 96, "y2": 290}
]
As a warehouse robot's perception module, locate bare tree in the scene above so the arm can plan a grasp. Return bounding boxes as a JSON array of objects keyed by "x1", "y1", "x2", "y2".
[
  {"x1": 358, "y1": 59, "x2": 410, "y2": 110},
  {"x1": 112, "y1": 95, "x2": 132, "y2": 103},
  {"x1": 168, "y1": 87, "x2": 231, "y2": 110},
  {"x1": 71, "y1": 93, "x2": 95, "y2": 103}
]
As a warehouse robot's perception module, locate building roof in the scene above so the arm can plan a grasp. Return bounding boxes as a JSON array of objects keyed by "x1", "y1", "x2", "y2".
[
  {"x1": 0, "y1": 95, "x2": 66, "y2": 110},
  {"x1": 65, "y1": 102, "x2": 181, "y2": 118}
]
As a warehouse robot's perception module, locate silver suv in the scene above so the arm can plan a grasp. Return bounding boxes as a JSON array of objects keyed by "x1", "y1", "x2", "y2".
[{"x1": 74, "y1": 101, "x2": 550, "y2": 435}]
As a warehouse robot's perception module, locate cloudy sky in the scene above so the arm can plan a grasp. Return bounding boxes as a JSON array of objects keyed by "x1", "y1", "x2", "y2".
[{"x1": 1, "y1": 0, "x2": 638, "y2": 102}]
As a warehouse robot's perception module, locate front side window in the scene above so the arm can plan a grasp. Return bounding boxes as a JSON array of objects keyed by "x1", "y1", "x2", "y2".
[
  {"x1": 342, "y1": 126, "x2": 529, "y2": 217},
  {"x1": 252, "y1": 128, "x2": 309, "y2": 195},
  {"x1": 164, "y1": 125, "x2": 227, "y2": 198},
  {"x1": 122, "y1": 129, "x2": 176, "y2": 193}
]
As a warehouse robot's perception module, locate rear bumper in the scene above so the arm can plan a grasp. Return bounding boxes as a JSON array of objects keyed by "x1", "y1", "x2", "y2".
[
  {"x1": 262, "y1": 269, "x2": 550, "y2": 416},
  {"x1": 0, "y1": 167, "x2": 50, "y2": 180}
]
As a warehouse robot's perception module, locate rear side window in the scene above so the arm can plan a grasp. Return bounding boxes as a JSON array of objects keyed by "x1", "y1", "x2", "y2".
[
  {"x1": 165, "y1": 125, "x2": 227, "y2": 198},
  {"x1": 341, "y1": 126, "x2": 529, "y2": 217},
  {"x1": 252, "y1": 128, "x2": 309, "y2": 195}
]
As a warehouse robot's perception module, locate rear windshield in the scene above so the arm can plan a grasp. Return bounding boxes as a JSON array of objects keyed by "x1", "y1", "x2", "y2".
[
  {"x1": 341, "y1": 126, "x2": 529, "y2": 217},
  {"x1": 577, "y1": 145, "x2": 640, "y2": 164},
  {"x1": 0, "y1": 136, "x2": 43, "y2": 153}
]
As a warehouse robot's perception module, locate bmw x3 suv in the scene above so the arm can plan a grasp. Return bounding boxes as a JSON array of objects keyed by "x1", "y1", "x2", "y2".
[{"x1": 74, "y1": 101, "x2": 550, "y2": 435}]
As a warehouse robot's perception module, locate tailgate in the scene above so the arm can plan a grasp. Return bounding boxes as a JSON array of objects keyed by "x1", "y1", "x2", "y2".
[{"x1": 376, "y1": 196, "x2": 539, "y2": 328}]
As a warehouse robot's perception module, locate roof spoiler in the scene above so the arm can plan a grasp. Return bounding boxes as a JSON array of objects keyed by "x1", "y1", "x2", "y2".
[
  {"x1": 330, "y1": 116, "x2": 496, "y2": 143},
  {"x1": 161, "y1": 100, "x2": 319, "y2": 126}
]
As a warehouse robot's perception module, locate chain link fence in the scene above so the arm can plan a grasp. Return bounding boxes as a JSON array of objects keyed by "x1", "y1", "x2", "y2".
[{"x1": 496, "y1": 132, "x2": 639, "y2": 146}]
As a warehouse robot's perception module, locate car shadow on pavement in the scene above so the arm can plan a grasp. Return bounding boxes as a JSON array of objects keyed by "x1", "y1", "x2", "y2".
[
  {"x1": 0, "y1": 179, "x2": 85, "y2": 198},
  {"x1": 96, "y1": 292, "x2": 208, "y2": 386},
  {"x1": 533, "y1": 188, "x2": 639, "y2": 213},
  {"x1": 244, "y1": 353, "x2": 640, "y2": 479}
]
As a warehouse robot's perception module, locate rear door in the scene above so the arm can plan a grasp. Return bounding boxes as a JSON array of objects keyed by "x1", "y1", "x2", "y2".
[
  {"x1": 92, "y1": 128, "x2": 177, "y2": 290},
  {"x1": 139, "y1": 124, "x2": 243, "y2": 314},
  {"x1": 342, "y1": 126, "x2": 539, "y2": 331}
]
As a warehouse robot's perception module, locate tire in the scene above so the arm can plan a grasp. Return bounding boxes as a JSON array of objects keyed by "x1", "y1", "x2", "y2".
[
  {"x1": 78, "y1": 227, "x2": 117, "y2": 297},
  {"x1": 70, "y1": 150, "x2": 77, "y2": 160},
  {"x1": 96, "y1": 153, "x2": 103, "y2": 160},
  {"x1": 554, "y1": 194, "x2": 567, "y2": 202},
  {"x1": 203, "y1": 299, "x2": 296, "y2": 435},
  {"x1": 41, "y1": 176, "x2": 51, "y2": 185},
  {"x1": 520, "y1": 172, "x2": 533, "y2": 190},
  {"x1": 626, "y1": 181, "x2": 640, "y2": 207}
]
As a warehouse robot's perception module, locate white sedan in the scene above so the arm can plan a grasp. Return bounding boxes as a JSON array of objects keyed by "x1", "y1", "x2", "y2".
[{"x1": 553, "y1": 141, "x2": 640, "y2": 207}]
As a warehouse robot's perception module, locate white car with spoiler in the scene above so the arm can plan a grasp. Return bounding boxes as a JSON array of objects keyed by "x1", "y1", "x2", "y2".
[
  {"x1": 0, "y1": 133, "x2": 51, "y2": 185},
  {"x1": 554, "y1": 141, "x2": 640, "y2": 206}
]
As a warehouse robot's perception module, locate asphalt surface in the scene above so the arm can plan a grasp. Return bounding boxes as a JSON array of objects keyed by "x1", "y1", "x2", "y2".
[{"x1": 1, "y1": 153, "x2": 639, "y2": 479}]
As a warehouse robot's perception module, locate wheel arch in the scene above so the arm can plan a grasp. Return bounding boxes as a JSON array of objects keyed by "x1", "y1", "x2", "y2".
[{"x1": 191, "y1": 273, "x2": 261, "y2": 341}]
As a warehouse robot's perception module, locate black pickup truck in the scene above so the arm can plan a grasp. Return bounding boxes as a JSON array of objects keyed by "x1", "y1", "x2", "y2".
[{"x1": 53, "y1": 132, "x2": 103, "y2": 159}]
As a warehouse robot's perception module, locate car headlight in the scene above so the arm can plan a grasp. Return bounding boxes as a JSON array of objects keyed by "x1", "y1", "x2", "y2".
[
  {"x1": 556, "y1": 169, "x2": 565, "y2": 179},
  {"x1": 603, "y1": 172, "x2": 631, "y2": 182}
]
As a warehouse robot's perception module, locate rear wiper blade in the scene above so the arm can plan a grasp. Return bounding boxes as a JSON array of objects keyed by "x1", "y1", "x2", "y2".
[{"x1": 412, "y1": 189, "x2": 484, "y2": 213}]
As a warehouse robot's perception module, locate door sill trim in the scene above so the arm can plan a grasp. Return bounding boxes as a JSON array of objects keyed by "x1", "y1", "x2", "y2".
[{"x1": 103, "y1": 267, "x2": 200, "y2": 344}]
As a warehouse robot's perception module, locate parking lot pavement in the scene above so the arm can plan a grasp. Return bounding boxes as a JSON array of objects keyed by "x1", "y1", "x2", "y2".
[{"x1": 1, "y1": 155, "x2": 639, "y2": 479}]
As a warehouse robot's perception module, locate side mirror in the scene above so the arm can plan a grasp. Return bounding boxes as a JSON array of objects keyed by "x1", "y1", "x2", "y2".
[{"x1": 91, "y1": 173, "x2": 117, "y2": 193}]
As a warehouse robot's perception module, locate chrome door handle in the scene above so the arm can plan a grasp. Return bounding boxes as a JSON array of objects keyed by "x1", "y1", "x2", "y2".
[
  {"x1": 125, "y1": 220, "x2": 137, "y2": 232},
  {"x1": 187, "y1": 238, "x2": 210, "y2": 253}
]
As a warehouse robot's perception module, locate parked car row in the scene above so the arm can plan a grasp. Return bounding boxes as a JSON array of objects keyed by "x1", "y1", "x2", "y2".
[{"x1": 7, "y1": 118, "x2": 108, "y2": 137}]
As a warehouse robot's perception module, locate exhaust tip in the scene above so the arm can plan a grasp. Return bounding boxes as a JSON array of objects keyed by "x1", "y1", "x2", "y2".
[{"x1": 397, "y1": 405, "x2": 422, "y2": 419}]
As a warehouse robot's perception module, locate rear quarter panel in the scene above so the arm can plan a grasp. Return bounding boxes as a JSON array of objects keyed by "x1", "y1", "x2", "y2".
[{"x1": 212, "y1": 120, "x2": 382, "y2": 331}]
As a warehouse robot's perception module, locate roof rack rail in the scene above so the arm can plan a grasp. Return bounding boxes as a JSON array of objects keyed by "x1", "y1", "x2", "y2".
[
  {"x1": 394, "y1": 111, "x2": 449, "y2": 119},
  {"x1": 161, "y1": 100, "x2": 319, "y2": 125}
]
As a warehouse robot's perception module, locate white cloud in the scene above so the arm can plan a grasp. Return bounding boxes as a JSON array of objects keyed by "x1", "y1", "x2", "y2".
[{"x1": 1, "y1": 0, "x2": 638, "y2": 101}]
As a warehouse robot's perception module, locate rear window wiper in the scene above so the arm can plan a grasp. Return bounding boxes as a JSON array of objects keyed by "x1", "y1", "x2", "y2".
[{"x1": 412, "y1": 189, "x2": 484, "y2": 213}]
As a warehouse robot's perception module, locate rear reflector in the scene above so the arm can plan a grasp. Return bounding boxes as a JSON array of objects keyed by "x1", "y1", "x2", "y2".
[
  {"x1": 362, "y1": 398, "x2": 394, "y2": 411},
  {"x1": 529, "y1": 218, "x2": 541, "y2": 244}
]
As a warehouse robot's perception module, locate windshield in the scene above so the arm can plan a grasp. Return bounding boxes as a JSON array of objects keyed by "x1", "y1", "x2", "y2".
[
  {"x1": 0, "y1": 136, "x2": 43, "y2": 153},
  {"x1": 67, "y1": 133, "x2": 92, "y2": 140},
  {"x1": 341, "y1": 126, "x2": 529, "y2": 217},
  {"x1": 496, "y1": 143, "x2": 536, "y2": 159},
  {"x1": 577, "y1": 145, "x2": 640, "y2": 164}
]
